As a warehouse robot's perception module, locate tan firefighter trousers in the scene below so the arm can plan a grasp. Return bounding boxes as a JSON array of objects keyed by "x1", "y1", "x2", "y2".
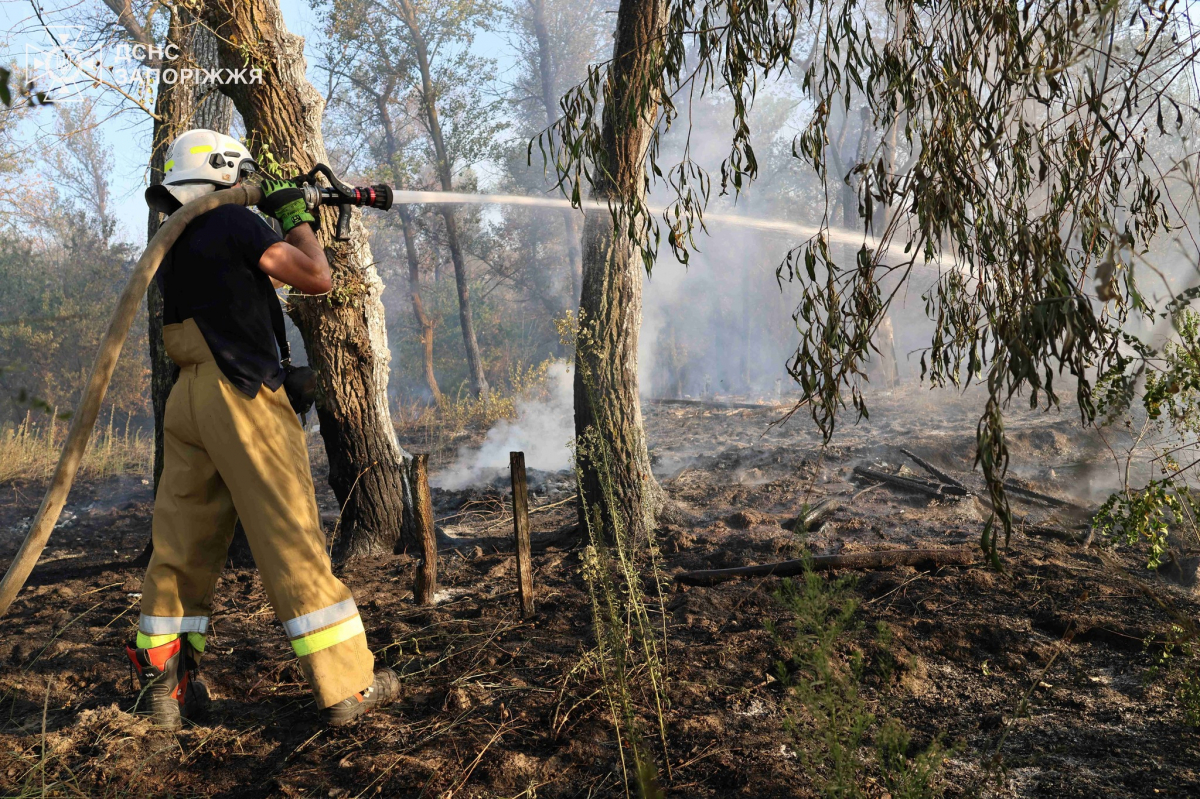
[{"x1": 137, "y1": 318, "x2": 375, "y2": 709}]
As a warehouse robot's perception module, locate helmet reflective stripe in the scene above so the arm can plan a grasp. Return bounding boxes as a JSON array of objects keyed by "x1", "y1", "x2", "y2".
[{"x1": 163, "y1": 128, "x2": 256, "y2": 188}]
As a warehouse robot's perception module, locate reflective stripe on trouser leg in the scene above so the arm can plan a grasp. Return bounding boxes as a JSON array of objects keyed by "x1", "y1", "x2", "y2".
[
  {"x1": 139, "y1": 614, "x2": 209, "y2": 635},
  {"x1": 136, "y1": 632, "x2": 178, "y2": 649},
  {"x1": 284, "y1": 599, "x2": 363, "y2": 656},
  {"x1": 136, "y1": 631, "x2": 207, "y2": 653},
  {"x1": 290, "y1": 616, "x2": 365, "y2": 657}
]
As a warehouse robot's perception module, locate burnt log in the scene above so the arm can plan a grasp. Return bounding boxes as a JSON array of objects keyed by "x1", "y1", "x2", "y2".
[
  {"x1": 899, "y1": 448, "x2": 968, "y2": 492},
  {"x1": 853, "y1": 465, "x2": 966, "y2": 498},
  {"x1": 676, "y1": 547, "x2": 977, "y2": 585}
]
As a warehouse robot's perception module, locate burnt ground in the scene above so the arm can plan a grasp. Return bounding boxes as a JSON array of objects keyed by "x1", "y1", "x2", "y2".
[{"x1": 2, "y1": 388, "x2": 1199, "y2": 797}]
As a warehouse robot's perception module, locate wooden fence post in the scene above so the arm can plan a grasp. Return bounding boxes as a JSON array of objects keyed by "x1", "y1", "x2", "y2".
[
  {"x1": 509, "y1": 451, "x2": 534, "y2": 617},
  {"x1": 411, "y1": 454, "x2": 437, "y2": 605}
]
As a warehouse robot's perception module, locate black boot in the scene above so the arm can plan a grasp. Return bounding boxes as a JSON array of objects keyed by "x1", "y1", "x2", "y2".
[
  {"x1": 180, "y1": 635, "x2": 210, "y2": 721},
  {"x1": 126, "y1": 637, "x2": 188, "y2": 730},
  {"x1": 126, "y1": 635, "x2": 209, "y2": 729},
  {"x1": 320, "y1": 668, "x2": 401, "y2": 727}
]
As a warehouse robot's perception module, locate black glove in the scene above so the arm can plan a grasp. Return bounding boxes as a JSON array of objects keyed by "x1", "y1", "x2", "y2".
[{"x1": 257, "y1": 178, "x2": 316, "y2": 234}]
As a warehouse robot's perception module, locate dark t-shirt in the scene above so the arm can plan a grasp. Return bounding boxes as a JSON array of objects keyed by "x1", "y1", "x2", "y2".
[{"x1": 157, "y1": 204, "x2": 285, "y2": 398}]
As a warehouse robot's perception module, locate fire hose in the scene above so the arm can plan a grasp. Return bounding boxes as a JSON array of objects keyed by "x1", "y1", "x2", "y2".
[
  {"x1": 0, "y1": 166, "x2": 394, "y2": 620},
  {"x1": 0, "y1": 185, "x2": 262, "y2": 619}
]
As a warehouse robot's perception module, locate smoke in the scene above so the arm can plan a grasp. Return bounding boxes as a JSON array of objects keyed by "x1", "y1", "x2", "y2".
[{"x1": 432, "y1": 361, "x2": 575, "y2": 490}]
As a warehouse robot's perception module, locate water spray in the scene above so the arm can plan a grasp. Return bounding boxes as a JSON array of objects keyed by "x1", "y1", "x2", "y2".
[{"x1": 290, "y1": 162, "x2": 945, "y2": 270}]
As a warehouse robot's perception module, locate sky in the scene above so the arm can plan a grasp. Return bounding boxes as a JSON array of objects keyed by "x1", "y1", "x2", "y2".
[{"x1": 0, "y1": 0, "x2": 514, "y2": 245}]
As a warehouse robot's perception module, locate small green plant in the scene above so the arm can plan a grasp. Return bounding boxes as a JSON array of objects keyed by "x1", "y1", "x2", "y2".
[
  {"x1": 1092, "y1": 480, "x2": 1182, "y2": 569},
  {"x1": 570, "y1": 322, "x2": 668, "y2": 799},
  {"x1": 576, "y1": 426, "x2": 669, "y2": 799},
  {"x1": 1145, "y1": 624, "x2": 1200, "y2": 728},
  {"x1": 770, "y1": 566, "x2": 946, "y2": 798}
]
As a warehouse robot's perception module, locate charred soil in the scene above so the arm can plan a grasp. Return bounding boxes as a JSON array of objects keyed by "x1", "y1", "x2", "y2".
[{"x1": 1, "y1": 391, "x2": 1198, "y2": 797}]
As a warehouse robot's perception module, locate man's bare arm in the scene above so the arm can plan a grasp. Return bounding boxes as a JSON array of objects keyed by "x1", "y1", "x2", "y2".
[{"x1": 258, "y1": 225, "x2": 332, "y2": 295}]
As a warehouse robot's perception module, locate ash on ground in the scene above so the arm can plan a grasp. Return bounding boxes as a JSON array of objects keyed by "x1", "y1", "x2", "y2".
[{"x1": 0, "y1": 387, "x2": 1195, "y2": 797}]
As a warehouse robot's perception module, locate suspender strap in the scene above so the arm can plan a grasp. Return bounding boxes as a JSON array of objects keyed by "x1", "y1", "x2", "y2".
[{"x1": 268, "y1": 291, "x2": 292, "y2": 365}]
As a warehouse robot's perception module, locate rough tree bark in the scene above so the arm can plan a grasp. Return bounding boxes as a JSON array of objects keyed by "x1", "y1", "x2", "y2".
[
  {"x1": 394, "y1": 0, "x2": 489, "y2": 398},
  {"x1": 203, "y1": 0, "x2": 415, "y2": 558},
  {"x1": 530, "y1": 0, "x2": 583, "y2": 303},
  {"x1": 188, "y1": 18, "x2": 235, "y2": 133},
  {"x1": 574, "y1": 0, "x2": 667, "y2": 541}
]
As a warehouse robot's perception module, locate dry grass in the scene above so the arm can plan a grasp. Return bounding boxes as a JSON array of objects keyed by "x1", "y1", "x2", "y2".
[
  {"x1": 0, "y1": 407, "x2": 151, "y2": 484},
  {"x1": 394, "y1": 359, "x2": 554, "y2": 454}
]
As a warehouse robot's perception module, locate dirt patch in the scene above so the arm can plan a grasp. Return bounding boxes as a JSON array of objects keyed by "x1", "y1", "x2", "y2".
[{"x1": 1, "y1": 391, "x2": 1198, "y2": 797}]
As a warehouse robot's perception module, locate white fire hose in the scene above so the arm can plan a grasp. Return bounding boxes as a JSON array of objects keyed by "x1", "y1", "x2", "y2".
[{"x1": 0, "y1": 184, "x2": 263, "y2": 620}]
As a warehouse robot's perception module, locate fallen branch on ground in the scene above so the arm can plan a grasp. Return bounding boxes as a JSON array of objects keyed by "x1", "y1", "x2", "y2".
[
  {"x1": 1020, "y1": 524, "x2": 1093, "y2": 546},
  {"x1": 1003, "y1": 480, "x2": 1088, "y2": 511},
  {"x1": 852, "y1": 465, "x2": 967, "y2": 498},
  {"x1": 674, "y1": 547, "x2": 977, "y2": 586},
  {"x1": 787, "y1": 497, "x2": 842, "y2": 533},
  {"x1": 899, "y1": 448, "x2": 968, "y2": 491}
]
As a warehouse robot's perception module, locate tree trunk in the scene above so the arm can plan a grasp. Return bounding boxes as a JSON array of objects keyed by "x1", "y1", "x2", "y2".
[
  {"x1": 203, "y1": 0, "x2": 415, "y2": 558},
  {"x1": 574, "y1": 0, "x2": 667, "y2": 541},
  {"x1": 397, "y1": 0, "x2": 489, "y2": 398},
  {"x1": 135, "y1": 9, "x2": 236, "y2": 497},
  {"x1": 440, "y1": 209, "x2": 488, "y2": 398},
  {"x1": 188, "y1": 17, "x2": 235, "y2": 133},
  {"x1": 145, "y1": 10, "x2": 196, "y2": 494},
  {"x1": 530, "y1": 0, "x2": 583, "y2": 304},
  {"x1": 399, "y1": 206, "x2": 441, "y2": 403},
  {"x1": 375, "y1": 88, "x2": 441, "y2": 405}
]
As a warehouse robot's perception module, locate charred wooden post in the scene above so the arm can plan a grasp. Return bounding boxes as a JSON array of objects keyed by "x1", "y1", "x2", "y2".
[
  {"x1": 411, "y1": 454, "x2": 437, "y2": 604},
  {"x1": 510, "y1": 452, "x2": 535, "y2": 617}
]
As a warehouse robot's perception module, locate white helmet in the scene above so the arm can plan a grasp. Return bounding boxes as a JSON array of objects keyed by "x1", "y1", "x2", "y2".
[{"x1": 146, "y1": 128, "x2": 258, "y2": 212}]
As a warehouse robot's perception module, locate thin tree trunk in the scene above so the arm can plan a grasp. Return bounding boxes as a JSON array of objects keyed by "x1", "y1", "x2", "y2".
[
  {"x1": 374, "y1": 86, "x2": 441, "y2": 405},
  {"x1": 399, "y1": 206, "x2": 441, "y2": 403},
  {"x1": 204, "y1": 0, "x2": 415, "y2": 558},
  {"x1": 396, "y1": 0, "x2": 489, "y2": 398},
  {"x1": 145, "y1": 10, "x2": 195, "y2": 494},
  {"x1": 440, "y1": 209, "x2": 488, "y2": 398},
  {"x1": 530, "y1": 0, "x2": 583, "y2": 304},
  {"x1": 574, "y1": 0, "x2": 667, "y2": 541}
]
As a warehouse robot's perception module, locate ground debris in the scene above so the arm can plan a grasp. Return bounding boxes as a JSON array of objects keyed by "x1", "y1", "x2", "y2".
[{"x1": 0, "y1": 395, "x2": 1197, "y2": 797}]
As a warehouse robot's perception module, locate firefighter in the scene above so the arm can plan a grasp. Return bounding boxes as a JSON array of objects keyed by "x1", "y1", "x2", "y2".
[{"x1": 127, "y1": 129, "x2": 399, "y2": 730}]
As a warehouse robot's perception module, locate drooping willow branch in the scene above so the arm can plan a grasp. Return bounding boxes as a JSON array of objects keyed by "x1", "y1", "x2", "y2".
[{"x1": 539, "y1": 0, "x2": 1200, "y2": 563}]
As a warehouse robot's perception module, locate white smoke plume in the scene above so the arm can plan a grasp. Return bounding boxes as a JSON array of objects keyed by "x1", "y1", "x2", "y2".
[{"x1": 432, "y1": 361, "x2": 575, "y2": 490}]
